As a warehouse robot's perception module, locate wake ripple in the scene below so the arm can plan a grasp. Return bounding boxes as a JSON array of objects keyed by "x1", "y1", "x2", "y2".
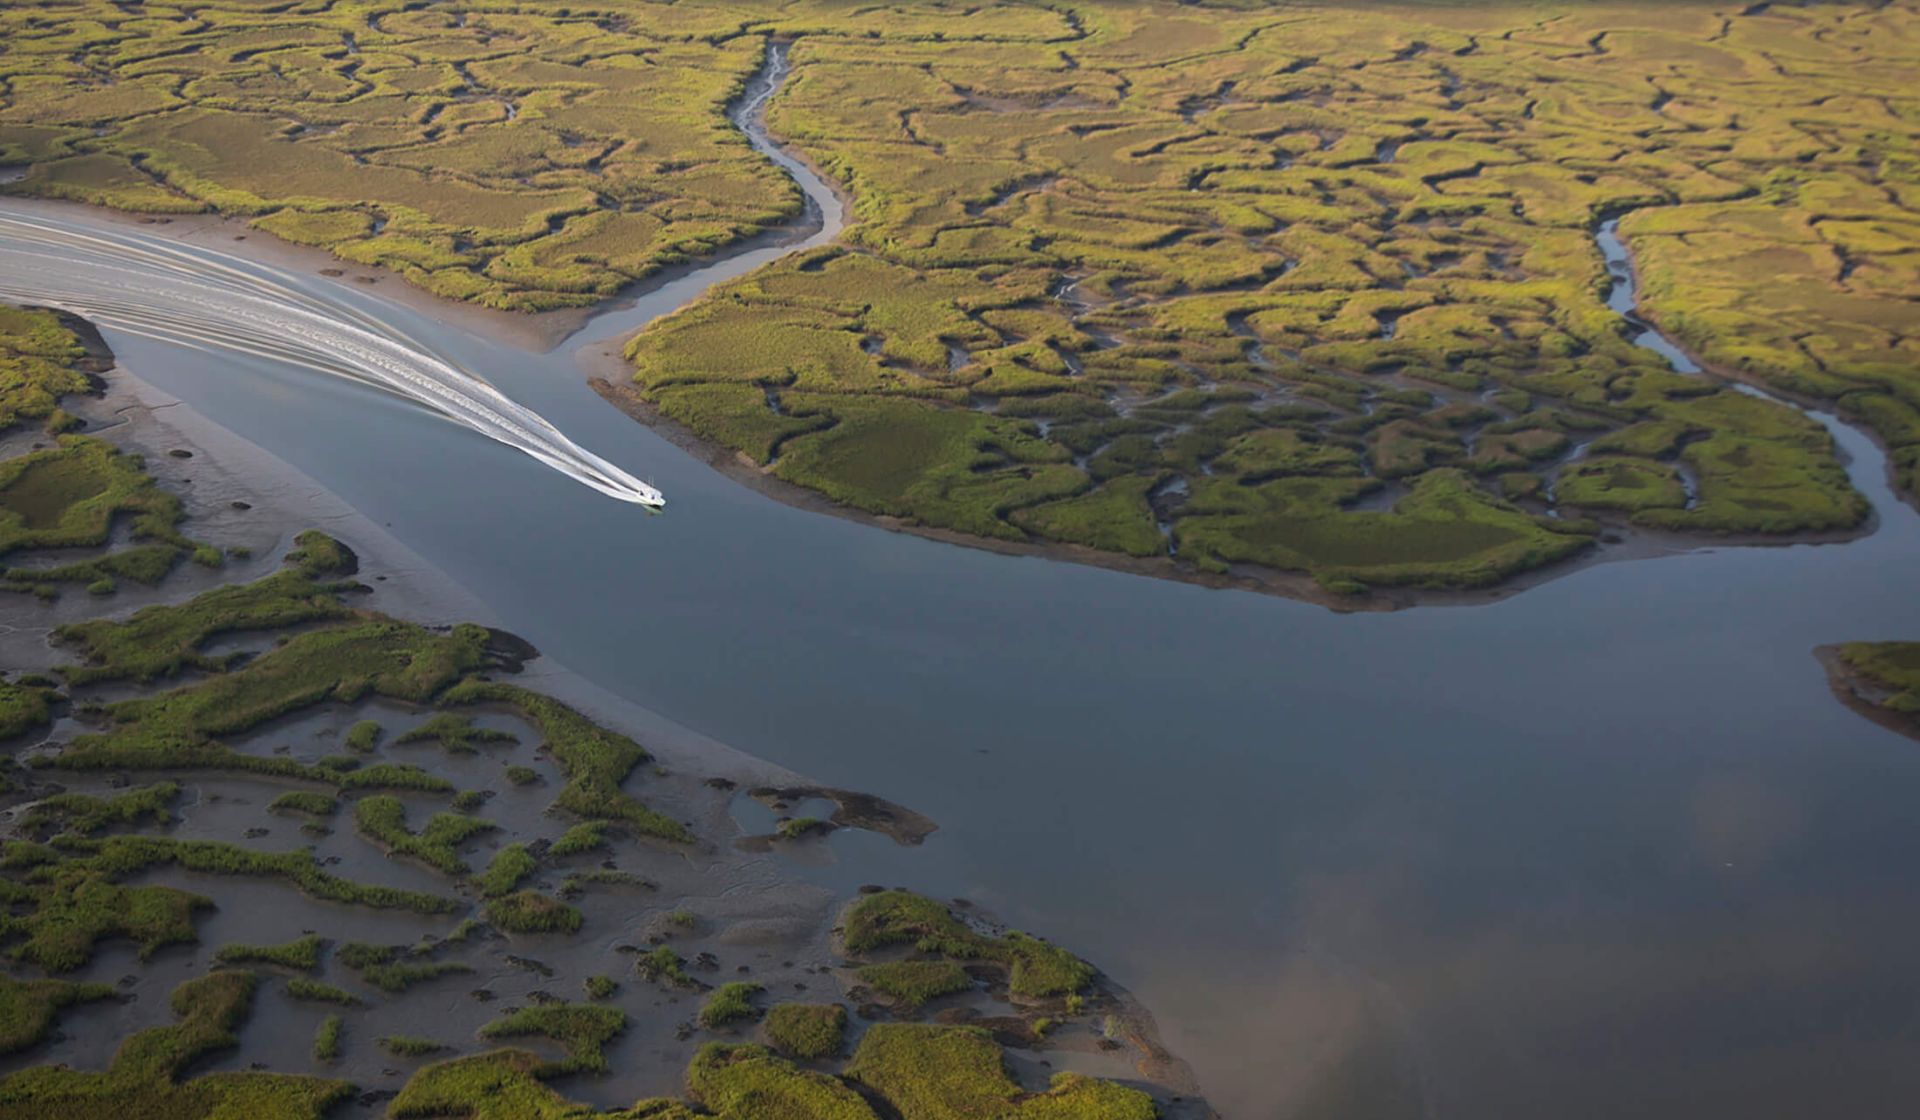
[{"x1": 0, "y1": 211, "x2": 664, "y2": 507}]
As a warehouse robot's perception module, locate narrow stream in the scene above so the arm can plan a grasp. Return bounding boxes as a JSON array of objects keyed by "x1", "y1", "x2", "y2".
[
  {"x1": 1597, "y1": 213, "x2": 1876, "y2": 509},
  {"x1": 2, "y1": 53, "x2": 1919, "y2": 1120},
  {"x1": 1597, "y1": 217, "x2": 1702, "y2": 374}
]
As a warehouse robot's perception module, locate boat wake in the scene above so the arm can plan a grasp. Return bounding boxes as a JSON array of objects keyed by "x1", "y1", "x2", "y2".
[{"x1": 0, "y1": 211, "x2": 664, "y2": 508}]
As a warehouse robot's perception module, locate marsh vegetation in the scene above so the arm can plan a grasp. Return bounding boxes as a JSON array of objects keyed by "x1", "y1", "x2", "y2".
[
  {"x1": 0, "y1": 3, "x2": 800, "y2": 312},
  {"x1": 5, "y1": 3, "x2": 1913, "y2": 596},
  {"x1": 622, "y1": 1, "x2": 1914, "y2": 592}
]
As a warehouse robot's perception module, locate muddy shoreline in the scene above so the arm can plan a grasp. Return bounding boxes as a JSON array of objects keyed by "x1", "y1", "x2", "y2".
[{"x1": 1814, "y1": 645, "x2": 1920, "y2": 744}]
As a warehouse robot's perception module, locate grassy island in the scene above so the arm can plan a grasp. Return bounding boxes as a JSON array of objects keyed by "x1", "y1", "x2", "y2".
[
  {"x1": 763, "y1": 1002, "x2": 847, "y2": 1060},
  {"x1": 1822, "y1": 642, "x2": 1920, "y2": 742}
]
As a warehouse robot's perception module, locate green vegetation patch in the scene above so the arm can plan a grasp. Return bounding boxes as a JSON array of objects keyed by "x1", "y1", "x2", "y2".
[
  {"x1": 353, "y1": 795, "x2": 494, "y2": 876},
  {"x1": 397, "y1": 713, "x2": 518, "y2": 754},
  {"x1": 337, "y1": 941, "x2": 472, "y2": 994},
  {"x1": 1, "y1": 836, "x2": 455, "y2": 970},
  {"x1": 285, "y1": 978, "x2": 359, "y2": 1007},
  {"x1": 1555, "y1": 457, "x2": 1687, "y2": 513},
  {"x1": 0, "y1": 971, "x2": 350, "y2": 1120},
  {"x1": 440, "y1": 681, "x2": 688, "y2": 842},
  {"x1": 52, "y1": 530, "x2": 358, "y2": 683},
  {"x1": 312, "y1": 1014, "x2": 342, "y2": 1063},
  {"x1": 59, "y1": 832, "x2": 450, "y2": 902},
  {"x1": 0, "y1": 976, "x2": 115, "y2": 1055},
  {"x1": 549, "y1": 822, "x2": 608, "y2": 857},
  {"x1": 700, "y1": 982, "x2": 764, "y2": 1029},
  {"x1": 384, "y1": 1020, "x2": 1158, "y2": 1120},
  {"x1": 603, "y1": 2, "x2": 1905, "y2": 598},
  {"x1": 1179, "y1": 469, "x2": 1596, "y2": 590},
  {"x1": 0, "y1": 307, "x2": 96, "y2": 435},
  {"x1": 847, "y1": 1024, "x2": 1155, "y2": 1120},
  {"x1": 381, "y1": 1034, "x2": 446, "y2": 1058},
  {"x1": 0, "y1": 10, "x2": 799, "y2": 312},
  {"x1": 1, "y1": 544, "x2": 182, "y2": 599},
  {"x1": 483, "y1": 889, "x2": 582, "y2": 935},
  {"x1": 858, "y1": 961, "x2": 973, "y2": 1010},
  {"x1": 1837, "y1": 643, "x2": 1920, "y2": 714},
  {"x1": 267, "y1": 790, "x2": 337, "y2": 818},
  {"x1": 213, "y1": 934, "x2": 321, "y2": 972},
  {"x1": 388, "y1": 1048, "x2": 695, "y2": 1120},
  {"x1": 762, "y1": 1002, "x2": 847, "y2": 1061},
  {"x1": 6, "y1": 873, "x2": 210, "y2": 972},
  {"x1": 778, "y1": 816, "x2": 833, "y2": 840},
  {"x1": 0, "y1": 679, "x2": 54, "y2": 741},
  {"x1": 479, "y1": 1002, "x2": 624, "y2": 1074},
  {"x1": 0, "y1": 438, "x2": 196, "y2": 574},
  {"x1": 343, "y1": 719, "x2": 382, "y2": 752},
  {"x1": 842, "y1": 891, "x2": 1092, "y2": 999},
  {"x1": 1010, "y1": 475, "x2": 1165, "y2": 558},
  {"x1": 474, "y1": 843, "x2": 536, "y2": 898},
  {"x1": 687, "y1": 1043, "x2": 878, "y2": 1120},
  {"x1": 583, "y1": 975, "x2": 617, "y2": 1001},
  {"x1": 42, "y1": 619, "x2": 493, "y2": 779},
  {"x1": 21, "y1": 782, "x2": 178, "y2": 837},
  {"x1": 637, "y1": 946, "x2": 694, "y2": 988}
]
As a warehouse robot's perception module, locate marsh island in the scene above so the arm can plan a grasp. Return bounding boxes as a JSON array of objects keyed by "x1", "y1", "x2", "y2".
[{"x1": 4, "y1": 1, "x2": 1915, "y2": 599}]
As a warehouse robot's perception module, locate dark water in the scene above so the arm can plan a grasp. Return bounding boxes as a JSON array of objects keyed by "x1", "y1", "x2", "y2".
[{"x1": 6, "y1": 125, "x2": 1920, "y2": 1120}]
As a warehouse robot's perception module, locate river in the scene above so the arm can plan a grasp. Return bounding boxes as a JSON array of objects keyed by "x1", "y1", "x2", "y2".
[{"x1": 5, "y1": 48, "x2": 1920, "y2": 1120}]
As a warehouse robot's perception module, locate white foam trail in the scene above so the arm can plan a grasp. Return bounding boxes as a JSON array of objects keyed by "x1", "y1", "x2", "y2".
[{"x1": 0, "y1": 210, "x2": 664, "y2": 507}]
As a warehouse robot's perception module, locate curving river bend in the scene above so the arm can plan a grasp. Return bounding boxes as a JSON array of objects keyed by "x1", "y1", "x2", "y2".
[{"x1": 6, "y1": 48, "x2": 1920, "y2": 1120}]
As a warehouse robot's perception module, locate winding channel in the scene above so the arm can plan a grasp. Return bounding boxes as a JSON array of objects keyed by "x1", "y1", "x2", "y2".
[
  {"x1": 1597, "y1": 217, "x2": 1704, "y2": 376},
  {"x1": 5, "y1": 47, "x2": 1920, "y2": 1120}
]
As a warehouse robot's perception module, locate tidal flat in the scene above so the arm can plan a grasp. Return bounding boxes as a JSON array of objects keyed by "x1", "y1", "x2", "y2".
[{"x1": 0, "y1": 312, "x2": 1207, "y2": 1118}]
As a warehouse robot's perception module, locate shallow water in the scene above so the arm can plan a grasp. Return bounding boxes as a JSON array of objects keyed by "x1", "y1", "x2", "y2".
[{"x1": 6, "y1": 79, "x2": 1920, "y2": 1120}]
